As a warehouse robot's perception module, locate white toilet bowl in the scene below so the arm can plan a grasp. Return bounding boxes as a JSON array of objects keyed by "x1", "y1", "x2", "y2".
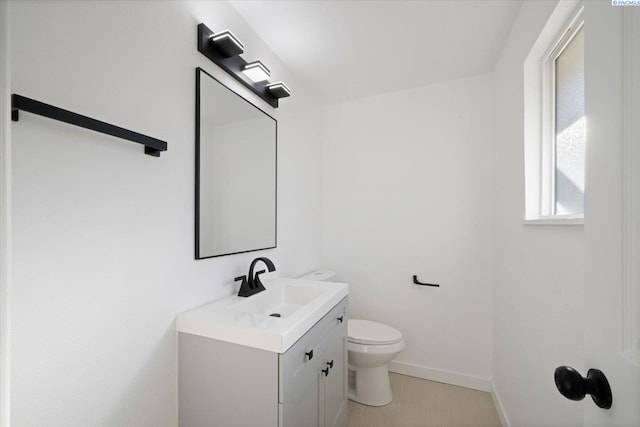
[{"x1": 347, "y1": 319, "x2": 405, "y2": 406}]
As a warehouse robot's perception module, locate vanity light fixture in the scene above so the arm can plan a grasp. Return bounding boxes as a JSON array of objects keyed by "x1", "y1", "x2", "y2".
[
  {"x1": 210, "y1": 30, "x2": 244, "y2": 57},
  {"x1": 197, "y1": 22, "x2": 290, "y2": 108},
  {"x1": 242, "y1": 61, "x2": 271, "y2": 83},
  {"x1": 266, "y1": 82, "x2": 291, "y2": 99}
]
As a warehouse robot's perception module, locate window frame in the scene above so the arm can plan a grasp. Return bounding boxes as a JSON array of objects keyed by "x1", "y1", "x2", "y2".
[
  {"x1": 523, "y1": 1, "x2": 585, "y2": 225},
  {"x1": 540, "y1": 9, "x2": 585, "y2": 220}
]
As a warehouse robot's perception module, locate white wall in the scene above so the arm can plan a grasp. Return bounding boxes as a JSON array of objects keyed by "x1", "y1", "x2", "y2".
[
  {"x1": 492, "y1": 1, "x2": 584, "y2": 426},
  {"x1": 320, "y1": 75, "x2": 494, "y2": 389},
  {"x1": 8, "y1": 1, "x2": 322, "y2": 426}
]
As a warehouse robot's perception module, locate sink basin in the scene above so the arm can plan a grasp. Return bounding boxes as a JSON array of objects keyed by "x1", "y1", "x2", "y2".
[
  {"x1": 231, "y1": 283, "x2": 326, "y2": 318},
  {"x1": 175, "y1": 277, "x2": 349, "y2": 353}
]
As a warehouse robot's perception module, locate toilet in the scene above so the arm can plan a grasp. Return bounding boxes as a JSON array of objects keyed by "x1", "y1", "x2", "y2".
[
  {"x1": 347, "y1": 319, "x2": 405, "y2": 406},
  {"x1": 298, "y1": 270, "x2": 405, "y2": 407}
]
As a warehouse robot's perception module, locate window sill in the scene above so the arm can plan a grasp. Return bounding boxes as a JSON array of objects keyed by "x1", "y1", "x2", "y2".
[{"x1": 523, "y1": 217, "x2": 584, "y2": 226}]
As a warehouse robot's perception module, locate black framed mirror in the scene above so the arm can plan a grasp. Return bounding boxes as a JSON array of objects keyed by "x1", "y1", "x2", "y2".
[{"x1": 195, "y1": 67, "x2": 277, "y2": 259}]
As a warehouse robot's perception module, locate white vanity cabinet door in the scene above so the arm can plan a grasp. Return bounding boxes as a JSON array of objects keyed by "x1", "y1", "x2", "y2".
[
  {"x1": 321, "y1": 317, "x2": 347, "y2": 427},
  {"x1": 280, "y1": 298, "x2": 347, "y2": 427},
  {"x1": 279, "y1": 371, "x2": 322, "y2": 427}
]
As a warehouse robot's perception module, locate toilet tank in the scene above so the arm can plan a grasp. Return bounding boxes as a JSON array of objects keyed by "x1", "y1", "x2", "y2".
[{"x1": 298, "y1": 270, "x2": 336, "y2": 281}]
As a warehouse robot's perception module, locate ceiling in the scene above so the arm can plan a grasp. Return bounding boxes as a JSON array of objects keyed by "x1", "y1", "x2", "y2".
[{"x1": 230, "y1": 0, "x2": 522, "y2": 105}]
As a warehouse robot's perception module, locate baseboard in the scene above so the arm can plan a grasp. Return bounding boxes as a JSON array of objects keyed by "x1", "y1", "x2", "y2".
[
  {"x1": 491, "y1": 383, "x2": 511, "y2": 427},
  {"x1": 388, "y1": 361, "x2": 492, "y2": 392}
]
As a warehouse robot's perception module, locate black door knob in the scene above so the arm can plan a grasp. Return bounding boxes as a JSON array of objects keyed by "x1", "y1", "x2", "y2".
[
  {"x1": 322, "y1": 367, "x2": 329, "y2": 377},
  {"x1": 554, "y1": 366, "x2": 612, "y2": 409},
  {"x1": 305, "y1": 350, "x2": 314, "y2": 361}
]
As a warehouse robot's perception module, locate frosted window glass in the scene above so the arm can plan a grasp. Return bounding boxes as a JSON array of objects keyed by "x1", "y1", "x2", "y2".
[{"x1": 554, "y1": 27, "x2": 585, "y2": 215}]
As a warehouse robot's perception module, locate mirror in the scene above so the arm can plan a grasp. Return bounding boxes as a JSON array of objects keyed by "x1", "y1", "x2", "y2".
[{"x1": 196, "y1": 67, "x2": 277, "y2": 259}]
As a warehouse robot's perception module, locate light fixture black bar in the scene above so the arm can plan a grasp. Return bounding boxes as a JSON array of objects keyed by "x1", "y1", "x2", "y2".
[
  {"x1": 197, "y1": 23, "x2": 279, "y2": 108},
  {"x1": 11, "y1": 94, "x2": 168, "y2": 157}
]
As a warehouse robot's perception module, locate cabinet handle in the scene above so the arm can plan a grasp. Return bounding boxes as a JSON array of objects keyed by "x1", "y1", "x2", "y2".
[
  {"x1": 305, "y1": 350, "x2": 314, "y2": 361},
  {"x1": 326, "y1": 360, "x2": 334, "y2": 369},
  {"x1": 322, "y1": 367, "x2": 329, "y2": 377},
  {"x1": 337, "y1": 316, "x2": 344, "y2": 323}
]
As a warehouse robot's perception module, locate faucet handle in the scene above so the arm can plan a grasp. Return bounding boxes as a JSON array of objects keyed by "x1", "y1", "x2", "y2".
[
  {"x1": 234, "y1": 275, "x2": 247, "y2": 283},
  {"x1": 253, "y1": 270, "x2": 268, "y2": 291}
]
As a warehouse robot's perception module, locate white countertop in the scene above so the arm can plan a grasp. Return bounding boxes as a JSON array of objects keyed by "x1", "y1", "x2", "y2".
[{"x1": 175, "y1": 277, "x2": 349, "y2": 353}]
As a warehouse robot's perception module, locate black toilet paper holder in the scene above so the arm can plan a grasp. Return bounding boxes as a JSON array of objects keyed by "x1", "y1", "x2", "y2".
[{"x1": 413, "y1": 275, "x2": 439, "y2": 287}]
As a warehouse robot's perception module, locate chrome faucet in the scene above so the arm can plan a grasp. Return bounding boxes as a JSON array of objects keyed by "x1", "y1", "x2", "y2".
[{"x1": 234, "y1": 257, "x2": 276, "y2": 297}]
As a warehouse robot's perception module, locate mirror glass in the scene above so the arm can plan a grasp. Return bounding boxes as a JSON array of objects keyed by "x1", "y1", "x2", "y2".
[{"x1": 196, "y1": 68, "x2": 277, "y2": 258}]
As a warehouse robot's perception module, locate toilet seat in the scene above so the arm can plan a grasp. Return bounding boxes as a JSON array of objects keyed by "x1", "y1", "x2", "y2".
[{"x1": 348, "y1": 319, "x2": 402, "y2": 345}]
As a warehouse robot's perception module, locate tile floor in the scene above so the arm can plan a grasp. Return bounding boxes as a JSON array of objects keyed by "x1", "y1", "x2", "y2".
[{"x1": 348, "y1": 373, "x2": 501, "y2": 427}]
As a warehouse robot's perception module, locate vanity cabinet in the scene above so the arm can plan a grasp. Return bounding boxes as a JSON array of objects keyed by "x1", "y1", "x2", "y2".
[{"x1": 178, "y1": 297, "x2": 348, "y2": 427}]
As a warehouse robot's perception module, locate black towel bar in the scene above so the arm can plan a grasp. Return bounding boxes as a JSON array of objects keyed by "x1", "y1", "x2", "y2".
[{"x1": 11, "y1": 94, "x2": 167, "y2": 157}]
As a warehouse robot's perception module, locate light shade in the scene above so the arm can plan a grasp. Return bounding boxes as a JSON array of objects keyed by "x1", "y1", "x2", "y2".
[
  {"x1": 210, "y1": 30, "x2": 244, "y2": 57},
  {"x1": 267, "y1": 82, "x2": 291, "y2": 98},
  {"x1": 242, "y1": 61, "x2": 270, "y2": 83}
]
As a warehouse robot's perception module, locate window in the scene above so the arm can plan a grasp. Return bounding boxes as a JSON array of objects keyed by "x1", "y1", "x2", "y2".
[
  {"x1": 524, "y1": 4, "x2": 584, "y2": 224},
  {"x1": 544, "y1": 21, "x2": 585, "y2": 217}
]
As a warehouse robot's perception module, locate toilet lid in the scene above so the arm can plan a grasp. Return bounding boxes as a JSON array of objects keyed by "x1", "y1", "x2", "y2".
[{"x1": 348, "y1": 319, "x2": 402, "y2": 345}]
